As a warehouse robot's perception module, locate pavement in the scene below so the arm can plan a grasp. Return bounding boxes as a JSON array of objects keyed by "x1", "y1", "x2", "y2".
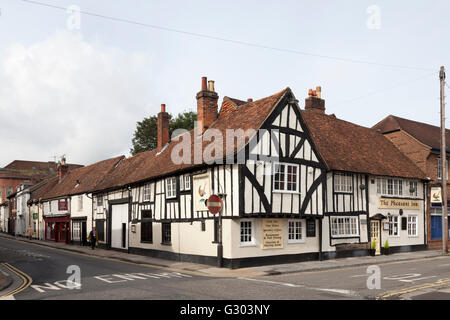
[
  {"x1": 0, "y1": 232, "x2": 446, "y2": 278},
  {"x1": 0, "y1": 268, "x2": 12, "y2": 292}
]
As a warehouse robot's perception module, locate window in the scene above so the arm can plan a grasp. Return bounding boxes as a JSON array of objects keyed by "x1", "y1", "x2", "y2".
[
  {"x1": 6, "y1": 187, "x2": 12, "y2": 197},
  {"x1": 78, "y1": 195, "x2": 83, "y2": 211},
  {"x1": 288, "y1": 220, "x2": 304, "y2": 243},
  {"x1": 143, "y1": 184, "x2": 151, "y2": 202},
  {"x1": 162, "y1": 223, "x2": 171, "y2": 244},
  {"x1": 388, "y1": 215, "x2": 399, "y2": 236},
  {"x1": 240, "y1": 220, "x2": 254, "y2": 245},
  {"x1": 179, "y1": 175, "x2": 185, "y2": 191},
  {"x1": 184, "y1": 174, "x2": 191, "y2": 190},
  {"x1": 73, "y1": 221, "x2": 81, "y2": 241},
  {"x1": 334, "y1": 173, "x2": 353, "y2": 193},
  {"x1": 97, "y1": 195, "x2": 103, "y2": 207},
  {"x1": 407, "y1": 216, "x2": 418, "y2": 237},
  {"x1": 141, "y1": 210, "x2": 153, "y2": 243},
  {"x1": 166, "y1": 177, "x2": 177, "y2": 199},
  {"x1": 438, "y1": 158, "x2": 448, "y2": 180},
  {"x1": 377, "y1": 178, "x2": 403, "y2": 196},
  {"x1": 330, "y1": 217, "x2": 359, "y2": 237},
  {"x1": 273, "y1": 163, "x2": 298, "y2": 192}
]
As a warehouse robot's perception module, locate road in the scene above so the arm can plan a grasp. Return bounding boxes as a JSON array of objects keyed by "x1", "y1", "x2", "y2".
[{"x1": 0, "y1": 236, "x2": 449, "y2": 300}]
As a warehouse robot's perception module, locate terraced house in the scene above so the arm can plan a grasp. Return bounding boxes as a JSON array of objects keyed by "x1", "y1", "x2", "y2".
[{"x1": 84, "y1": 78, "x2": 428, "y2": 268}]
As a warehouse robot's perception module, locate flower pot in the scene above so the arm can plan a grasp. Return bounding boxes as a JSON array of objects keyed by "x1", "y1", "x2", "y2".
[
  {"x1": 369, "y1": 249, "x2": 376, "y2": 257},
  {"x1": 382, "y1": 247, "x2": 390, "y2": 255}
]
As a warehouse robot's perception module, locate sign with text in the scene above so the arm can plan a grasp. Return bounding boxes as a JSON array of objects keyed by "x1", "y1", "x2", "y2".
[
  {"x1": 378, "y1": 198, "x2": 421, "y2": 210},
  {"x1": 261, "y1": 219, "x2": 283, "y2": 250},
  {"x1": 431, "y1": 187, "x2": 442, "y2": 203},
  {"x1": 58, "y1": 199, "x2": 68, "y2": 211}
]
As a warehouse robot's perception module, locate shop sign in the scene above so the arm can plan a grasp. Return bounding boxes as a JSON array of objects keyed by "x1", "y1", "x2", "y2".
[
  {"x1": 378, "y1": 198, "x2": 421, "y2": 210},
  {"x1": 431, "y1": 187, "x2": 442, "y2": 204},
  {"x1": 262, "y1": 219, "x2": 283, "y2": 249},
  {"x1": 58, "y1": 199, "x2": 68, "y2": 211}
]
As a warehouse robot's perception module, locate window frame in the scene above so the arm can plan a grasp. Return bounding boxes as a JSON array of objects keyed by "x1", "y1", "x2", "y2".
[
  {"x1": 184, "y1": 174, "x2": 191, "y2": 190},
  {"x1": 179, "y1": 175, "x2": 185, "y2": 191},
  {"x1": 240, "y1": 220, "x2": 255, "y2": 246},
  {"x1": 165, "y1": 177, "x2": 177, "y2": 199},
  {"x1": 330, "y1": 216, "x2": 359, "y2": 238},
  {"x1": 78, "y1": 195, "x2": 83, "y2": 211},
  {"x1": 438, "y1": 158, "x2": 449, "y2": 180},
  {"x1": 377, "y1": 178, "x2": 404, "y2": 197},
  {"x1": 143, "y1": 183, "x2": 152, "y2": 202},
  {"x1": 388, "y1": 215, "x2": 399, "y2": 237},
  {"x1": 288, "y1": 220, "x2": 305, "y2": 244},
  {"x1": 273, "y1": 163, "x2": 300, "y2": 194},
  {"x1": 334, "y1": 172, "x2": 353, "y2": 194},
  {"x1": 96, "y1": 195, "x2": 103, "y2": 208},
  {"x1": 407, "y1": 215, "x2": 418, "y2": 237}
]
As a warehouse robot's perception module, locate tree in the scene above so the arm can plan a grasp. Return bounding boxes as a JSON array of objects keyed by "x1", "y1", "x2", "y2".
[{"x1": 130, "y1": 111, "x2": 197, "y2": 156}]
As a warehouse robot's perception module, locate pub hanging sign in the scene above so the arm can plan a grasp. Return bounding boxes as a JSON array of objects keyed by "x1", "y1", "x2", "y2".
[
  {"x1": 431, "y1": 187, "x2": 442, "y2": 204},
  {"x1": 58, "y1": 199, "x2": 68, "y2": 211}
]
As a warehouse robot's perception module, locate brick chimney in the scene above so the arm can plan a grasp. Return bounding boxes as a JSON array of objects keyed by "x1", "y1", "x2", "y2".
[
  {"x1": 305, "y1": 86, "x2": 325, "y2": 114},
  {"x1": 196, "y1": 77, "x2": 218, "y2": 134},
  {"x1": 57, "y1": 157, "x2": 69, "y2": 182},
  {"x1": 157, "y1": 103, "x2": 170, "y2": 152}
]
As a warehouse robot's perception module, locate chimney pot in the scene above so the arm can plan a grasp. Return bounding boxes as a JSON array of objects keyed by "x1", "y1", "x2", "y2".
[
  {"x1": 316, "y1": 86, "x2": 322, "y2": 99},
  {"x1": 201, "y1": 77, "x2": 207, "y2": 91},
  {"x1": 247, "y1": 98, "x2": 253, "y2": 102},
  {"x1": 161, "y1": 104, "x2": 166, "y2": 113},
  {"x1": 208, "y1": 80, "x2": 215, "y2": 92}
]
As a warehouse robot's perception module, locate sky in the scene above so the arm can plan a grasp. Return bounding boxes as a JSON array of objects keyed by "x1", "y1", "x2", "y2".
[{"x1": 0, "y1": 0, "x2": 449, "y2": 167}]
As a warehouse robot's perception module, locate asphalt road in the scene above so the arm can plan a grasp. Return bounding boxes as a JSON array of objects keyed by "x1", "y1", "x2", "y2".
[{"x1": 0, "y1": 237, "x2": 449, "y2": 300}]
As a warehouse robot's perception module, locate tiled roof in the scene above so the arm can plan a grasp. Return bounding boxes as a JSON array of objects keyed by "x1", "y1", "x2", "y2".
[
  {"x1": 372, "y1": 115, "x2": 450, "y2": 151},
  {"x1": 93, "y1": 89, "x2": 289, "y2": 192},
  {"x1": 38, "y1": 156, "x2": 124, "y2": 200},
  {"x1": 1, "y1": 160, "x2": 83, "y2": 181},
  {"x1": 302, "y1": 111, "x2": 427, "y2": 179},
  {"x1": 218, "y1": 97, "x2": 247, "y2": 117}
]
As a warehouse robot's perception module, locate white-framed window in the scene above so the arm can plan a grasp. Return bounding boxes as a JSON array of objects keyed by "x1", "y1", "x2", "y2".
[
  {"x1": 334, "y1": 173, "x2": 353, "y2": 193},
  {"x1": 377, "y1": 178, "x2": 403, "y2": 196},
  {"x1": 166, "y1": 177, "x2": 177, "y2": 199},
  {"x1": 388, "y1": 215, "x2": 399, "y2": 236},
  {"x1": 143, "y1": 183, "x2": 151, "y2": 202},
  {"x1": 97, "y1": 195, "x2": 103, "y2": 207},
  {"x1": 288, "y1": 220, "x2": 304, "y2": 243},
  {"x1": 330, "y1": 216, "x2": 359, "y2": 237},
  {"x1": 78, "y1": 195, "x2": 83, "y2": 211},
  {"x1": 438, "y1": 158, "x2": 448, "y2": 180},
  {"x1": 179, "y1": 175, "x2": 185, "y2": 191},
  {"x1": 184, "y1": 174, "x2": 191, "y2": 190},
  {"x1": 240, "y1": 220, "x2": 254, "y2": 245},
  {"x1": 273, "y1": 163, "x2": 299, "y2": 193},
  {"x1": 409, "y1": 181, "x2": 418, "y2": 197},
  {"x1": 407, "y1": 216, "x2": 418, "y2": 237}
]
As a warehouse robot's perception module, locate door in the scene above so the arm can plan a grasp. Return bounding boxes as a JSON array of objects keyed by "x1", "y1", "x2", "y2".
[
  {"x1": 431, "y1": 216, "x2": 442, "y2": 240},
  {"x1": 111, "y1": 204, "x2": 128, "y2": 250},
  {"x1": 370, "y1": 220, "x2": 381, "y2": 255},
  {"x1": 81, "y1": 221, "x2": 87, "y2": 246}
]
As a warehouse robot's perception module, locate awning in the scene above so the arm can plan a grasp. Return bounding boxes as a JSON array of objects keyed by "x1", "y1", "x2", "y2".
[{"x1": 370, "y1": 213, "x2": 387, "y2": 221}]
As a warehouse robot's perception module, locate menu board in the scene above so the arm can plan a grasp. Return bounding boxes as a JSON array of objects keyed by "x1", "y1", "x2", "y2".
[{"x1": 261, "y1": 219, "x2": 283, "y2": 249}]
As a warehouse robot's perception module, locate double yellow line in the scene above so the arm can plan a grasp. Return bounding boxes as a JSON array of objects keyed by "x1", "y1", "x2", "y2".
[
  {"x1": 377, "y1": 278, "x2": 450, "y2": 300},
  {"x1": 0, "y1": 263, "x2": 33, "y2": 299}
]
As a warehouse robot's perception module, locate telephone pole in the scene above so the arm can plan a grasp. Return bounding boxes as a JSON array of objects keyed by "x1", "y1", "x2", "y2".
[{"x1": 440, "y1": 66, "x2": 448, "y2": 254}]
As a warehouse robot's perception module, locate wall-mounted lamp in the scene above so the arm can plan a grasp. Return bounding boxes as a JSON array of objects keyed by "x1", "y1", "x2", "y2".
[{"x1": 399, "y1": 209, "x2": 403, "y2": 216}]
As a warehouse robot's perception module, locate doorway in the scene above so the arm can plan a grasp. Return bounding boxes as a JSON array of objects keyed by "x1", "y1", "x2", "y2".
[
  {"x1": 370, "y1": 220, "x2": 381, "y2": 255},
  {"x1": 81, "y1": 221, "x2": 87, "y2": 246}
]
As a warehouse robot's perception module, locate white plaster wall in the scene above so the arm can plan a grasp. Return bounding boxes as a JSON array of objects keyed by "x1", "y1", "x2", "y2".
[{"x1": 368, "y1": 177, "x2": 425, "y2": 248}]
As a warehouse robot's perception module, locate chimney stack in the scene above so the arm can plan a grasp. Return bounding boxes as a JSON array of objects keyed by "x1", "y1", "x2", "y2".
[
  {"x1": 57, "y1": 157, "x2": 69, "y2": 182},
  {"x1": 196, "y1": 76, "x2": 218, "y2": 134},
  {"x1": 157, "y1": 104, "x2": 170, "y2": 152},
  {"x1": 305, "y1": 86, "x2": 325, "y2": 114}
]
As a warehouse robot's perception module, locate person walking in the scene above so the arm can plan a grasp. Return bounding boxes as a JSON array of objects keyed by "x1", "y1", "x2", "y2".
[{"x1": 88, "y1": 227, "x2": 97, "y2": 250}]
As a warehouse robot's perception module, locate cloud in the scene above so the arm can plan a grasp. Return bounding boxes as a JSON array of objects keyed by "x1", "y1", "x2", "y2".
[{"x1": 0, "y1": 30, "x2": 152, "y2": 166}]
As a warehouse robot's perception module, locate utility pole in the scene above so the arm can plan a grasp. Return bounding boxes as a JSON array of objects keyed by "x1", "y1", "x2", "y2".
[{"x1": 440, "y1": 66, "x2": 448, "y2": 254}]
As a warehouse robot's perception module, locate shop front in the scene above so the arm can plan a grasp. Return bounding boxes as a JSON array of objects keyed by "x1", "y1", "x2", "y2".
[{"x1": 44, "y1": 215, "x2": 71, "y2": 243}]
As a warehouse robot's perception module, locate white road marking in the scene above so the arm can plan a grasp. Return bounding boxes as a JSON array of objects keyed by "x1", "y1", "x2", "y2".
[
  {"x1": 439, "y1": 264, "x2": 450, "y2": 267},
  {"x1": 384, "y1": 273, "x2": 437, "y2": 283},
  {"x1": 238, "y1": 277, "x2": 359, "y2": 297},
  {"x1": 0, "y1": 295, "x2": 15, "y2": 300}
]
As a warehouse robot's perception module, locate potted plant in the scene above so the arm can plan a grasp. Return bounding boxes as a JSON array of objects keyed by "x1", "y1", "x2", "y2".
[
  {"x1": 369, "y1": 239, "x2": 377, "y2": 256},
  {"x1": 359, "y1": 184, "x2": 366, "y2": 190},
  {"x1": 382, "y1": 240, "x2": 390, "y2": 255}
]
